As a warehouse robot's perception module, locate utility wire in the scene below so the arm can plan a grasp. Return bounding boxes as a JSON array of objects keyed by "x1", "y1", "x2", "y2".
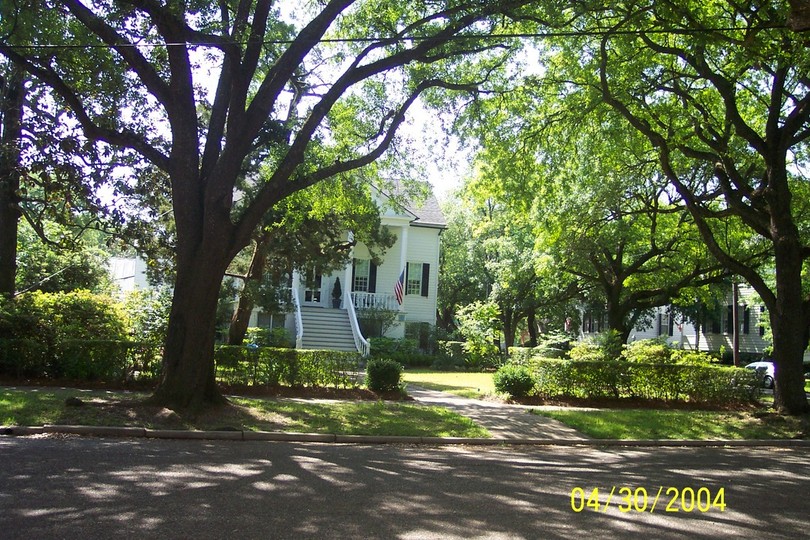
[{"x1": 1, "y1": 25, "x2": 786, "y2": 50}]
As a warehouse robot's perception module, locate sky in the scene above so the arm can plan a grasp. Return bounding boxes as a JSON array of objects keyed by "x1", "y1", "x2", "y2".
[{"x1": 404, "y1": 100, "x2": 471, "y2": 201}]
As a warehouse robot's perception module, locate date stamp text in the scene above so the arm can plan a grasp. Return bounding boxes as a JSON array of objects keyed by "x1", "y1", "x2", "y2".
[{"x1": 570, "y1": 486, "x2": 726, "y2": 514}]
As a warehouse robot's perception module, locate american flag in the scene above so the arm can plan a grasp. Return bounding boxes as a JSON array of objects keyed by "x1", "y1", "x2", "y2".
[{"x1": 394, "y1": 269, "x2": 405, "y2": 305}]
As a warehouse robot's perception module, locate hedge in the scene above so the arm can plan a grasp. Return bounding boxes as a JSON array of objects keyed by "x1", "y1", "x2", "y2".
[
  {"x1": 528, "y1": 358, "x2": 761, "y2": 404},
  {"x1": 0, "y1": 339, "x2": 359, "y2": 389},
  {"x1": 0, "y1": 339, "x2": 161, "y2": 382},
  {"x1": 214, "y1": 346, "x2": 362, "y2": 388},
  {"x1": 369, "y1": 337, "x2": 438, "y2": 367}
]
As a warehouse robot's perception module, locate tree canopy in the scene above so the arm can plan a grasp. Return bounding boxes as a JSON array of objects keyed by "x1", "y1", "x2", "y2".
[{"x1": 1, "y1": 0, "x2": 537, "y2": 409}]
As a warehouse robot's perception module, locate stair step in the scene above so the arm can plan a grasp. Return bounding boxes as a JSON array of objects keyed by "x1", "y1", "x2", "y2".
[{"x1": 299, "y1": 307, "x2": 360, "y2": 352}]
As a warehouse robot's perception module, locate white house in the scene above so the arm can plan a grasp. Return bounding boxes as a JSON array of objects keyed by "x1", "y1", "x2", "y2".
[
  {"x1": 107, "y1": 185, "x2": 446, "y2": 355},
  {"x1": 245, "y1": 185, "x2": 446, "y2": 354}
]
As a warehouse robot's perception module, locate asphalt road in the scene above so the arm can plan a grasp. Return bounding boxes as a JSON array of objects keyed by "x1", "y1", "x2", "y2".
[{"x1": 1, "y1": 436, "x2": 807, "y2": 539}]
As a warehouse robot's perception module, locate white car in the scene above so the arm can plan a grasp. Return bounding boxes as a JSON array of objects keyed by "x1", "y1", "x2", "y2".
[{"x1": 745, "y1": 361, "x2": 775, "y2": 389}]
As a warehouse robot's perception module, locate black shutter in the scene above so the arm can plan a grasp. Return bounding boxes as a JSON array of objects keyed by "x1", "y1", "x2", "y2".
[
  {"x1": 421, "y1": 263, "x2": 430, "y2": 297},
  {"x1": 369, "y1": 263, "x2": 377, "y2": 293},
  {"x1": 726, "y1": 305, "x2": 734, "y2": 334},
  {"x1": 743, "y1": 307, "x2": 750, "y2": 334},
  {"x1": 759, "y1": 306, "x2": 766, "y2": 336}
]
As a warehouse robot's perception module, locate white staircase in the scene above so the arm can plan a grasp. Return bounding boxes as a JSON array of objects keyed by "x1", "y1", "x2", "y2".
[{"x1": 299, "y1": 307, "x2": 359, "y2": 352}]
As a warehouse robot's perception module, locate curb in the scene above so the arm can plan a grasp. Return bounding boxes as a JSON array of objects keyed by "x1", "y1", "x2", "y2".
[{"x1": 2, "y1": 425, "x2": 809, "y2": 447}]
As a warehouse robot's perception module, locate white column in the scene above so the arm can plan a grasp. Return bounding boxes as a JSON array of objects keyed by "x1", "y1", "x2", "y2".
[
  {"x1": 399, "y1": 225, "x2": 408, "y2": 312},
  {"x1": 343, "y1": 231, "x2": 355, "y2": 309}
]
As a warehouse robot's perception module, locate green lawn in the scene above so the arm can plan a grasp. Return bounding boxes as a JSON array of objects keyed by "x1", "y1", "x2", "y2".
[
  {"x1": 534, "y1": 408, "x2": 810, "y2": 440},
  {"x1": 401, "y1": 370, "x2": 497, "y2": 399},
  {"x1": 0, "y1": 387, "x2": 489, "y2": 438}
]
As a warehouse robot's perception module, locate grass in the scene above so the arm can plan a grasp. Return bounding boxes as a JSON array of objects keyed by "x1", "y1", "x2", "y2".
[
  {"x1": 533, "y1": 407, "x2": 810, "y2": 440},
  {"x1": 0, "y1": 386, "x2": 490, "y2": 438},
  {"x1": 401, "y1": 369, "x2": 497, "y2": 399}
]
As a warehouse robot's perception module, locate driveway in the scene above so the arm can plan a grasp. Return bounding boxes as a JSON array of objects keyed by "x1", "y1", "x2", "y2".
[{"x1": 1, "y1": 437, "x2": 807, "y2": 539}]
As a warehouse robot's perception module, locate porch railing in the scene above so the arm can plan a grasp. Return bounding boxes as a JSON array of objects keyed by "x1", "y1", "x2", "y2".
[
  {"x1": 351, "y1": 292, "x2": 399, "y2": 312},
  {"x1": 345, "y1": 290, "x2": 370, "y2": 356}
]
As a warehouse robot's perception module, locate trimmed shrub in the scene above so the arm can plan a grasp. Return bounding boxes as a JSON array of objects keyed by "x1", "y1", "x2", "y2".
[
  {"x1": 670, "y1": 350, "x2": 715, "y2": 365},
  {"x1": 508, "y1": 347, "x2": 532, "y2": 365},
  {"x1": 365, "y1": 358, "x2": 403, "y2": 393},
  {"x1": 568, "y1": 341, "x2": 606, "y2": 362},
  {"x1": 244, "y1": 327, "x2": 292, "y2": 348},
  {"x1": 530, "y1": 358, "x2": 761, "y2": 404},
  {"x1": 493, "y1": 364, "x2": 535, "y2": 398},
  {"x1": 622, "y1": 339, "x2": 673, "y2": 363},
  {"x1": 509, "y1": 346, "x2": 566, "y2": 364},
  {"x1": 214, "y1": 346, "x2": 361, "y2": 388}
]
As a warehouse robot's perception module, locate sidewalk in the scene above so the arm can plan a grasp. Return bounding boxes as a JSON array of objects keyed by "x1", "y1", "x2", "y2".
[{"x1": 406, "y1": 385, "x2": 588, "y2": 440}]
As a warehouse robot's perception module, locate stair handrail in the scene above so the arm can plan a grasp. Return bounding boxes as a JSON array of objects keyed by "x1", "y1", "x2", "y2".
[
  {"x1": 346, "y1": 291, "x2": 370, "y2": 356},
  {"x1": 291, "y1": 286, "x2": 303, "y2": 349}
]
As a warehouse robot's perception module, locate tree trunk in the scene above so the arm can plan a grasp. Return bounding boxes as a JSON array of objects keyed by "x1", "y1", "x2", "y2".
[
  {"x1": 502, "y1": 308, "x2": 516, "y2": 350},
  {"x1": 605, "y1": 297, "x2": 630, "y2": 357},
  {"x1": 769, "y1": 235, "x2": 810, "y2": 415},
  {"x1": 227, "y1": 288, "x2": 256, "y2": 346},
  {"x1": 227, "y1": 238, "x2": 269, "y2": 345},
  {"x1": 527, "y1": 311, "x2": 538, "y2": 347},
  {"x1": 0, "y1": 67, "x2": 24, "y2": 298},
  {"x1": 151, "y1": 250, "x2": 231, "y2": 411}
]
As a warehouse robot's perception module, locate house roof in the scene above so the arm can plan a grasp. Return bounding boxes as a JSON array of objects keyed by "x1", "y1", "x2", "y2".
[
  {"x1": 403, "y1": 192, "x2": 447, "y2": 229},
  {"x1": 375, "y1": 182, "x2": 447, "y2": 229}
]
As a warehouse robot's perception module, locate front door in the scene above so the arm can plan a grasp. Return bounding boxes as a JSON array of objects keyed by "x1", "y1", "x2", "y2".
[{"x1": 303, "y1": 269, "x2": 322, "y2": 305}]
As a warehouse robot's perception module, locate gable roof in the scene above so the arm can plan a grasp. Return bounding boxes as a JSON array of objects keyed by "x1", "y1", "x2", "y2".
[
  {"x1": 374, "y1": 182, "x2": 447, "y2": 229},
  {"x1": 403, "y1": 192, "x2": 447, "y2": 229}
]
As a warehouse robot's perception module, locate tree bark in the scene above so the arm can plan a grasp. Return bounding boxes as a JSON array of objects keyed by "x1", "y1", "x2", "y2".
[
  {"x1": 0, "y1": 67, "x2": 24, "y2": 298},
  {"x1": 150, "y1": 248, "x2": 231, "y2": 411},
  {"x1": 605, "y1": 301, "x2": 630, "y2": 357},
  {"x1": 227, "y1": 237, "x2": 269, "y2": 346},
  {"x1": 527, "y1": 311, "x2": 538, "y2": 347},
  {"x1": 502, "y1": 308, "x2": 516, "y2": 350},
  {"x1": 769, "y1": 232, "x2": 810, "y2": 414}
]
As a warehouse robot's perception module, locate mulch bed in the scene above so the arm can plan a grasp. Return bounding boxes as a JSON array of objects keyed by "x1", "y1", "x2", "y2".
[{"x1": 0, "y1": 377, "x2": 411, "y2": 401}]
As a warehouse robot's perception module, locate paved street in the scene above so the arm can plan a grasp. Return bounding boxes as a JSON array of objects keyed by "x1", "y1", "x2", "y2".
[{"x1": 1, "y1": 436, "x2": 808, "y2": 539}]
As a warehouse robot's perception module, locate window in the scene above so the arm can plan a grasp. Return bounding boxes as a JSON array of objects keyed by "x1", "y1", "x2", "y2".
[
  {"x1": 353, "y1": 259, "x2": 370, "y2": 292},
  {"x1": 406, "y1": 262, "x2": 430, "y2": 297},
  {"x1": 658, "y1": 309, "x2": 674, "y2": 336},
  {"x1": 258, "y1": 311, "x2": 286, "y2": 329},
  {"x1": 352, "y1": 259, "x2": 376, "y2": 293}
]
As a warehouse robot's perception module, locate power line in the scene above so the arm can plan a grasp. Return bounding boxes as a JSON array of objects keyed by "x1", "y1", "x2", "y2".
[{"x1": 2, "y1": 25, "x2": 786, "y2": 51}]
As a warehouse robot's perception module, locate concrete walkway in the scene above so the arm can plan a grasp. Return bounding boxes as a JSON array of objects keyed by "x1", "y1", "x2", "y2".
[{"x1": 407, "y1": 385, "x2": 588, "y2": 440}]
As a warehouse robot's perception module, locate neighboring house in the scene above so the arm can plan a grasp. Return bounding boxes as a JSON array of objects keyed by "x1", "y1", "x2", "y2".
[
  {"x1": 579, "y1": 285, "x2": 803, "y2": 360},
  {"x1": 109, "y1": 257, "x2": 150, "y2": 295}
]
